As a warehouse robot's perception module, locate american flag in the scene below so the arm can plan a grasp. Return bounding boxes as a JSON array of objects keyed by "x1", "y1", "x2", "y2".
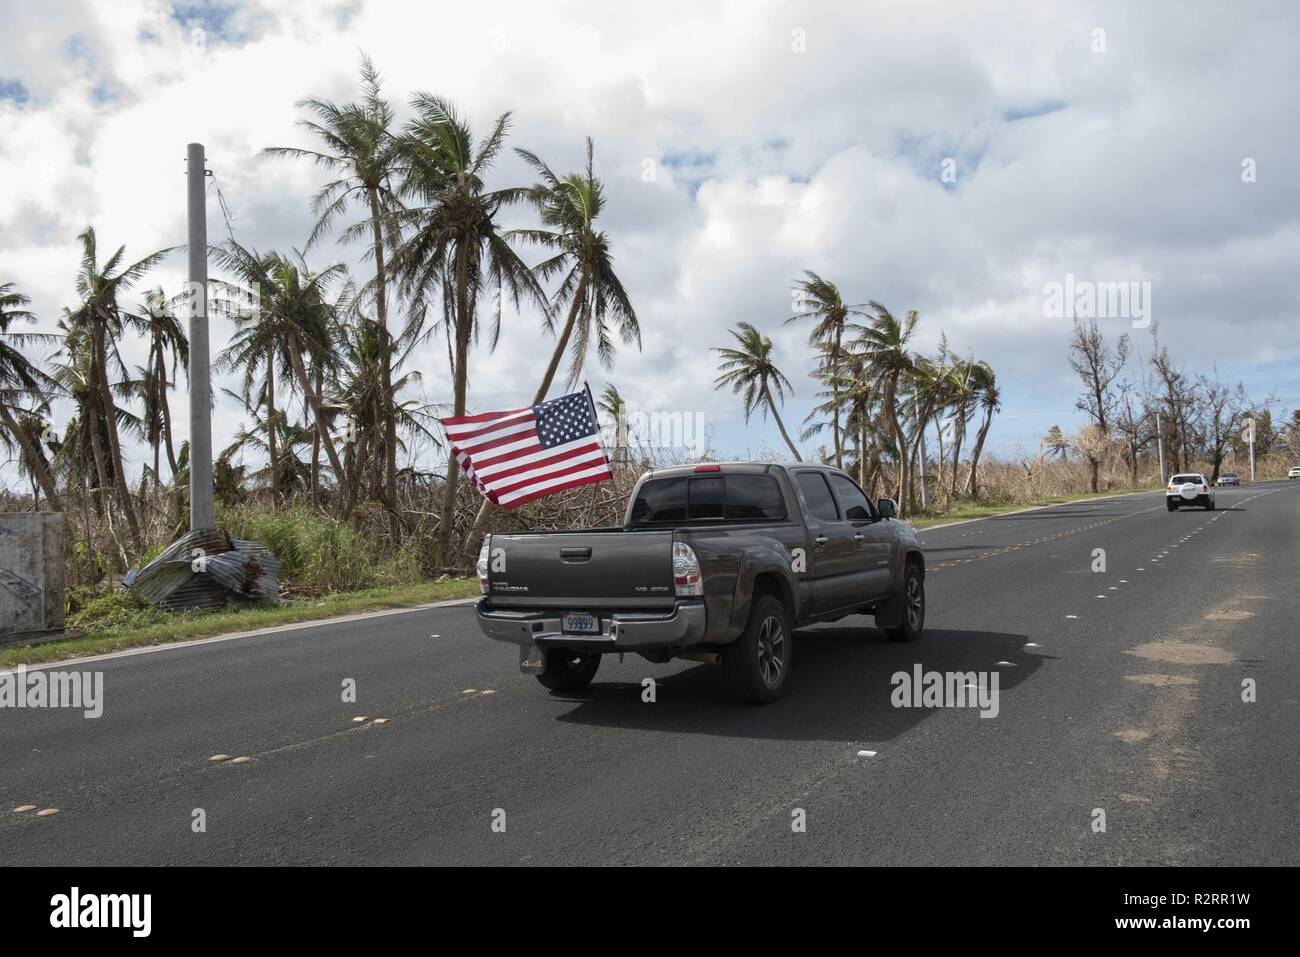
[{"x1": 438, "y1": 389, "x2": 614, "y2": 508}]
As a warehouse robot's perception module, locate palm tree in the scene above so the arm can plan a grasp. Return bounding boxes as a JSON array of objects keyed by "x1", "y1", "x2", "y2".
[
  {"x1": 945, "y1": 357, "x2": 981, "y2": 498},
  {"x1": 332, "y1": 306, "x2": 439, "y2": 499},
  {"x1": 513, "y1": 138, "x2": 639, "y2": 402},
  {"x1": 713, "y1": 322, "x2": 801, "y2": 460},
  {"x1": 63, "y1": 228, "x2": 171, "y2": 548},
  {"x1": 965, "y1": 361, "x2": 1000, "y2": 498},
  {"x1": 786, "y1": 272, "x2": 865, "y2": 469},
  {"x1": 906, "y1": 351, "x2": 953, "y2": 508},
  {"x1": 214, "y1": 269, "x2": 298, "y2": 504},
  {"x1": 1042, "y1": 425, "x2": 1070, "y2": 461},
  {"x1": 390, "y1": 94, "x2": 547, "y2": 557},
  {"x1": 124, "y1": 288, "x2": 188, "y2": 489},
  {"x1": 596, "y1": 382, "x2": 627, "y2": 458},
  {"x1": 264, "y1": 54, "x2": 403, "y2": 533},
  {"x1": 210, "y1": 241, "x2": 353, "y2": 514},
  {"x1": 0, "y1": 283, "x2": 61, "y2": 508},
  {"x1": 858, "y1": 304, "x2": 917, "y2": 514}
]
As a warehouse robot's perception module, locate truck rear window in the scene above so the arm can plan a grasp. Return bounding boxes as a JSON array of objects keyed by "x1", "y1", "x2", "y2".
[{"x1": 630, "y1": 474, "x2": 787, "y2": 524}]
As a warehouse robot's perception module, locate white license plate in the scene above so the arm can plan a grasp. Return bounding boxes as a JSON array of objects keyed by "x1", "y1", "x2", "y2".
[{"x1": 561, "y1": 611, "x2": 599, "y2": 634}]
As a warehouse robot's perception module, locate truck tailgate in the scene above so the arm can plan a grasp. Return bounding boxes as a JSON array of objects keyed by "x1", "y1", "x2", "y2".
[{"x1": 486, "y1": 530, "x2": 676, "y2": 608}]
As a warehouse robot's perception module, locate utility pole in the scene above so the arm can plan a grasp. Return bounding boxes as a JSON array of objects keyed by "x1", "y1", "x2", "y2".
[
  {"x1": 1155, "y1": 410, "x2": 1166, "y2": 485},
  {"x1": 186, "y1": 143, "x2": 214, "y2": 530},
  {"x1": 1243, "y1": 417, "x2": 1256, "y2": 482}
]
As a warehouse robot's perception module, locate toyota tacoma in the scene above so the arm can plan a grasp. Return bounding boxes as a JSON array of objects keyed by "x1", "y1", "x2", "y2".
[{"x1": 474, "y1": 462, "x2": 926, "y2": 703}]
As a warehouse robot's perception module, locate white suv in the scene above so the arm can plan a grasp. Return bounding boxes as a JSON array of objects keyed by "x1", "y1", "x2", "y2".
[
  {"x1": 1167, "y1": 473, "x2": 1215, "y2": 511},
  {"x1": 1289, "y1": 467, "x2": 1300, "y2": 480}
]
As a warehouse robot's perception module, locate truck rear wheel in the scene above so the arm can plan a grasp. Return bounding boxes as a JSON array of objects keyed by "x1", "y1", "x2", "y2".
[
  {"x1": 884, "y1": 564, "x2": 925, "y2": 642},
  {"x1": 722, "y1": 594, "x2": 792, "y2": 704},
  {"x1": 536, "y1": 649, "x2": 601, "y2": 692}
]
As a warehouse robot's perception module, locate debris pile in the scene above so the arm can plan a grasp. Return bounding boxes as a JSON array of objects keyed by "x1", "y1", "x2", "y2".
[{"x1": 124, "y1": 528, "x2": 281, "y2": 612}]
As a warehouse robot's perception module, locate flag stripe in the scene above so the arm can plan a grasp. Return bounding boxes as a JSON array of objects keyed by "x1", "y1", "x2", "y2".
[
  {"x1": 473, "y1": 437, "x2": 601, "y2": 479},
  {"x1": 497, "y1": 466, "x2": 614, "y2": 507},
  {"x1": 488, "y1": 450, "x2": 610, "y2": 499},
  {"x1": 440, "y1": 408, "x2": 530, "y2": 428},
  {"x1": 444, "y1": 410, "x2": 535, "y2": 443},
  {"x1": 455, "y1": 425, "x2": 539, "y2": 457}
]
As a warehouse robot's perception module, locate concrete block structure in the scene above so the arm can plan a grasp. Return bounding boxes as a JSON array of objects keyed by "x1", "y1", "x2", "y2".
[{"x1": 0, "y1": 512, "x2": 65, "y2": 644}]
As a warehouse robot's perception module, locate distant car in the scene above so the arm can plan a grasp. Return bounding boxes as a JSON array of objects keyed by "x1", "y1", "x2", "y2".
[
  {"x1": 1216, "y1": 472, "x2": 1240, "y2": 486},
  {"x1": 1167, "y1": 473, "x2": 1215, "y2": 511},
  {"x1": 1290, "y1": 467, "x2": 1300, "y2": 480}
]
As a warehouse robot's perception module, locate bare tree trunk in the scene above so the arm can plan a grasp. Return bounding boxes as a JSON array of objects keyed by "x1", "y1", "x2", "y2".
[
  {"x1": 950, "y1": 409, "x2": 967, "y2": 499},
  {"x1": 764, "y1": 384, "x2": 802, "y2": 461},
  {"x1": 830, "y1": 326, "x2": 843, "y2": 469},
  {"x1": 94, "y1": 325, "x2": 142, "y2": 549},
  {"x1": 310, "y1": 365, "x2": 322, "y2": 500},
  {"x1": 967, "y1": 408, "x2": 994, "y2": 498},
  {"x1": 438, "y1": 245, "x2": 471, "y2": 562},
  {"x1": 156, "y1": 341, "x2": 179, "y2": 480},
  {"x1": 266, "y1": 342, "x2": 279, "y2": 502},
  {"x1": 288, "y1": 332, "x2": 350, "y2": 515},
  {"x1": 367, "y1": 186, "x2": 400, "y2": 542}
]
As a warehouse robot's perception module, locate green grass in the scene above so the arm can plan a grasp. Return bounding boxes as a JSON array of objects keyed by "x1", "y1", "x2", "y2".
[
  {"x1": 0, "y1": 578, "x2": 480, "y2": 669},
  {"x1": 906, "y1": 486, "x2": 1162, "y2": 530}
]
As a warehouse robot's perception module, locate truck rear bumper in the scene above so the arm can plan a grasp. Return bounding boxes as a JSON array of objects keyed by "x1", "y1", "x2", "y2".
[{"x1": 475, "y1": 599, "x2": 707, "y2": 652}]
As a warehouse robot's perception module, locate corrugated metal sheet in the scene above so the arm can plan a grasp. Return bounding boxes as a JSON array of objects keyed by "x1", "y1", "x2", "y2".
[{"x1": 125, "y1": 528, "x2": 282, "y2": 612}]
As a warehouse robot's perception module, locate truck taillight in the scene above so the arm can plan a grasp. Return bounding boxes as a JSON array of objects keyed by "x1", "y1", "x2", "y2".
[
  {"x1": 673, "y1": 542, "x2": 703, "y2": 597},
  {"x1": 477, "y1": 537, "x2": 491, "y2": 594}
]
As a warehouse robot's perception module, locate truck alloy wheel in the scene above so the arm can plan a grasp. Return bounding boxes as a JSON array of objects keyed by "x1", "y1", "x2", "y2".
[
  {"x1": 723, "y1": 594, "x2": 792, "y2": 704},
  {"x1": 756, "y1": 615, "x2": 787, "y2": 688}
]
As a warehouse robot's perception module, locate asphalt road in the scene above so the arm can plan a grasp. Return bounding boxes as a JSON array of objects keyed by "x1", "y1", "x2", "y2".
[{"x1": 3, "y1": 481, "x2": 1297, "y2": 865}]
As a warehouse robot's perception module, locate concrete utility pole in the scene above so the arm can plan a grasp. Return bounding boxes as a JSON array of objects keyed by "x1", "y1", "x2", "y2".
[
  {"x1": 1155, "y1": 411, "x2": 1167, "y2": 484},
  {"x1": 1243, "y1": 417, "x2": 1257, "y2": 482},
  {"x1": 186, "y1": 143, "x2": 214, "y2": 530}
]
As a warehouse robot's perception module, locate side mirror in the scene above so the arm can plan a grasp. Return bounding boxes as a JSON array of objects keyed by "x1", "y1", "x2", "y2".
[{"x1": 877, "y1": 497, "x2": 897, "y2": 519}]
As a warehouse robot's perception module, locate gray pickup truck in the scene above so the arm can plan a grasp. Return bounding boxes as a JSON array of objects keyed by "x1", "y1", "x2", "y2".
[{"x1": 474, "y1": 462, "x2": 926, "y2": 703}]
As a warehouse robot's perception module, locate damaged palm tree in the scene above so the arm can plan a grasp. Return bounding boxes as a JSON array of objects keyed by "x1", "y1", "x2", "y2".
[{"x1": 124, "y1": 528, "x2": 281, "y2": 612}]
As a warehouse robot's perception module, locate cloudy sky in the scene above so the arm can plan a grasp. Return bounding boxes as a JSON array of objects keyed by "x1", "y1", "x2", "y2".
[{"x1": 2, "y1": 0, "x2": 1298, "y2": 482}]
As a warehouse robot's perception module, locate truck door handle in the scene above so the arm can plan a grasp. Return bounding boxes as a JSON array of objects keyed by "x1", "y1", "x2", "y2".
[
  {"x1": 853, "y1": 533, "x2": 865, "y2": 541},
  {"x1": 814, "y1": 535, "x2": 828, "y2": 548},
  {"x1": 559, "y1": 547, "x2": 592, "y2": 562}
]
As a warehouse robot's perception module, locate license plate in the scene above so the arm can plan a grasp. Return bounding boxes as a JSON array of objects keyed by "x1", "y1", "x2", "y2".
[{"x1": 561, "y1": 611, "x2": 599, "y2": 634}]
